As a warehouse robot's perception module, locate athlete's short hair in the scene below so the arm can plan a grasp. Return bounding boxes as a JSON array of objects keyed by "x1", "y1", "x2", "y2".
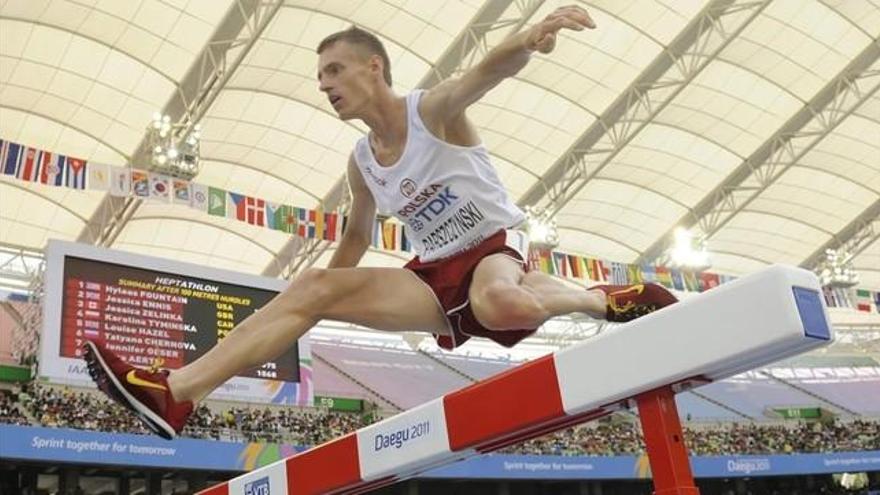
[{"x1": 317, "y1": 26, "x2": 392, "y2": 86}]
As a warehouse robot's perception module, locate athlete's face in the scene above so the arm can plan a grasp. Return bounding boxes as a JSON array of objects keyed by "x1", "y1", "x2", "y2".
[{"x1": 318, "y1": 42, "x2": 381, "y2": 121}]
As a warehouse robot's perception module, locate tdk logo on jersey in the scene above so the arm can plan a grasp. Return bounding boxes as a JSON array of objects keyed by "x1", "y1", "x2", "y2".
[
  {"x1": 397, "y1": 184, "x2": 459, "y2": 223},
  {"x1": 244, "y1": 477, "x2": 270, "y2": 495}
]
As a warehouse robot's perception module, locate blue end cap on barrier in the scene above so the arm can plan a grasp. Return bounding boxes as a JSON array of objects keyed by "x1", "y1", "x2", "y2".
[{"x1": 792, "y1": 287, "x2": 831, "y2": 341}]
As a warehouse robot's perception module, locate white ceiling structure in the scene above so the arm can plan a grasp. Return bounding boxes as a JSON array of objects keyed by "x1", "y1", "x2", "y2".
[{"x1": 0, "y1": 0, "x2": 878, "y2": 293}]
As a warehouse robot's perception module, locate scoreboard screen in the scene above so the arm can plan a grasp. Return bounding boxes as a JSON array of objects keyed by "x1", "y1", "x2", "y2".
[
  {"x1": 60, "y1": 256, "x2": 297, "y2": 382},
  {"x1": 41, "y1": 240, "x2": 308, "y2": 405}
]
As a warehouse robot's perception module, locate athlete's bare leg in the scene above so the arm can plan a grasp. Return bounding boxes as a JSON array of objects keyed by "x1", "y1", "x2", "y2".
[
  {"x1": 167, "y1": 267, "x2": 449, "y2": 403},
  {"x1": 469, "y1": 254, "x2": 606, "y2": 331}
]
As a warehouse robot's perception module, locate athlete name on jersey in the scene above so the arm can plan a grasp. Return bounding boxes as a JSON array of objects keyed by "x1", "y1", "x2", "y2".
[{"x1": 421, "y1": 200, "x2": 486, "y2": 255}]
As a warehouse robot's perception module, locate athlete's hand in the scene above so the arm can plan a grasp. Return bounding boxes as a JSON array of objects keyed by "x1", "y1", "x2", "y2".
[{"x1": 526, "y1": 5, "x2": 596, "y2": 54}]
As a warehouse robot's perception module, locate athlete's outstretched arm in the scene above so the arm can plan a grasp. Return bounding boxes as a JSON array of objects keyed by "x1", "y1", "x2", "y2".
[
  {"x1": 327, "y1": 154, "x2": 376, "y2": 268},
  {"x1": 422, "y1": 5, "x2": 595, "y2": 121}
]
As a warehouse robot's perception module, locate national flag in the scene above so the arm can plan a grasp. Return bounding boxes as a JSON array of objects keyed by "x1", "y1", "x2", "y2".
[
  {"x1": 109, "y1": 166, "x2": 131, "y2": 196},
  {"x1": 85, "y1": 282, "x2": 102, "y2": 291},
  {"x1": 266, "y1": 202, "x2": 280, "y2": 230},
  {"x1": 699, "y1": 272, "x2": 720, "y2": 292},
  {"x1": 148, "y1": 173, "x2": 170, "y2": 202},
  {"x1": 172, "y1": 180, "x2": 190, "y2": 205},
  {"x1": 610, "y1": 262, "x2": 628, "y2": 284},
  {"x1": 586, "y1": 258, "x2": 606, "y2": 282},
  {"x1": 41, "y1": 152, "x2": 64, "y2": 186},
  {"x1": 670, "y1": 269, "x2": 685, "y2": 291},
  {"x1": 656, "y1": 266, "x2": 673, "y2": 289},
  {"x1": 313, "y1": 208, "x2": 325, "y2": 239},
  {"x1": 296, "y1": 207, "x2": 308, "y2": 238},
  {"x1": 227, "y1": 192, "x2": 247, "y2": 221},
  {"x1": 683, "y1": 271, "x2": 700, "y2": 292},
  {"x1": 627, "y1": 264, "x2": 644, "y2": 284},
  {"x1": 17, "y1": 147, "x2": 39, "y2": 181},
  {"x1": 190, "y1": 183, "x2": 208, "y2": 211},
  {"x1": 65, "y1": 157, "x2": 87, "y2": 189},
  {"x1": 245, "y1": 196, "x2": 265, "y2": 226},
  {"x1": 307, "y1": 209, "x2": 318, "y2": 238},
  {"x1": 874, "y1": 292, "x2": 880, "y2": 314},
  {"x1": 552, "y1": 252, "x2": 568, "y2": 277},
  {"x1": 280, "y1": 205, "x2": 296, "y2": 234},
  {"x1": 400, "y1": 225, "x2": 411, "y2": 251},
  {"x1": 856, "y1": 289, "x2": 873, "y2": 313},
  {"x1": 640, "y1": 265, "x2": 656, "y2": 283},
  {"x1": 568, "y1": 255, "x2": 583, "y2": 279},
  {"x1": 2, "y1": 141, "x2": 23, "y2": 176},
  {"x1": 207, "y1": 187, "x2": 227, "y2": 217},
  {"x1": 83, "y1": 329, "x2": 100, "y2": 337},
  {"x1": 132, "y1": 171, "x2": 149, "y2": 198},
  {"x1": 382, "y1": 221, "x2": 396, "y2": 250},
  {"x1": 87, "y1": 162, "x2": 110, "y2": 191},
  {"x1": 371, "y1": 218, "x2": 382, "y2": 248},
  {"x1": 323, "y1": 212, "x2": 339, "y2": 241}
]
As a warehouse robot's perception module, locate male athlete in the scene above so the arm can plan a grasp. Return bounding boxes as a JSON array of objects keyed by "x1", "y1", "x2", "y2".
[{"x1": 84, "y1": 5, "x2": 677, "y2": 439}]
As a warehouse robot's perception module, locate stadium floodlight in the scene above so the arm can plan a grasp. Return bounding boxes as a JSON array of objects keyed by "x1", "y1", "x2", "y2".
[
  {"x1": 816, "y1": 248, "x2": 859, "y2": 288},
  {"x1": 146, "y1": 112, "x2": 202, "y2": 179},
  {"x1": 524, "y1": 206, "x2": 559, "y2": 248},
  {"x1": 668, "y1": 227, "x2": 711, "y2": 270}
]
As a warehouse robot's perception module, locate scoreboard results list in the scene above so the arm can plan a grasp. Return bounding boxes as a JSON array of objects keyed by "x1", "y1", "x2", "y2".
[{"x1": 60, "y1": 256, "x2": 299, "y2": 383}]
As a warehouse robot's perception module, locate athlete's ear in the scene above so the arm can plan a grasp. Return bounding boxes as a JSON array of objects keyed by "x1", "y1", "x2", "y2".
[{"x1": 368, "y1": 54, "x2": 384, "y2": 80}]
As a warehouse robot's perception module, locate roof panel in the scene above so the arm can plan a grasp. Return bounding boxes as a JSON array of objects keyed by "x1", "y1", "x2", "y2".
[
  {"x1": 658, "y1": 61, "x2": 802, "y2": 156},
  {"x1": 727, "y1": 0, "x2": 870, "y2": 99},
  {"x1": 114, "y1": 203, "x2": 293, "y2": 274},
  {"x1": 557, "y1": 179, "x2": 687, "y2": 259},
  {"x1": 0, "y1": 177, "x2": 105, "y2": 250},
  {"x1": 710, "y1": 211, "x2": 831, "y2": 263}
]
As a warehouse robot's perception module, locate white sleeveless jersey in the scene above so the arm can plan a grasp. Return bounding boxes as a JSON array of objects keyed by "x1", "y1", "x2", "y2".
[{"x1": 353, "y1": 90, "x2": 525, "y2": 262}]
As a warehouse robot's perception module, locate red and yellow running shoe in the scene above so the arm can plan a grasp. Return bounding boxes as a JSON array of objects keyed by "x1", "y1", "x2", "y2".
[
  {"x1": 592, "y1": 283, "x2": 678, "y2": 322},
  {"x1": 82, "y1": 340, "x2": 192, "y2": 440}
]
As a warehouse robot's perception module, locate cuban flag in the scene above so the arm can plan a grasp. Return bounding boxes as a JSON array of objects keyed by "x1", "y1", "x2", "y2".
[{"x1": 64, "y1": 157, "x2": 88, "y2": 189}]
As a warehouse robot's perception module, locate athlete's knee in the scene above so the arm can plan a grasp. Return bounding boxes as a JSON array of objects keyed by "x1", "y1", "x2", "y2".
[{"x1": 473, "y1": 282, "x2": 547, "y2": 330}]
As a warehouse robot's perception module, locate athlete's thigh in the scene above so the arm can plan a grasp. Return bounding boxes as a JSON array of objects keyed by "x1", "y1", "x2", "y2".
[{"x1": 314, "y1": 267, "x2": 450, "y2": 335}]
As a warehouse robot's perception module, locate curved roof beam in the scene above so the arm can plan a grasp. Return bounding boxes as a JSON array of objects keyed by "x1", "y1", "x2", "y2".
[
  {"x1": 638, "y1": 38, "x2": 880, "y2": 264},
  {"x1": 221, "y1": 87, "x2": 365, "y2": 134},
  {"x1": 722, "y1": 209, "x2": 835, "y2": 236},
  {"x1": 199, "y1": 155, "x2": 322, "y2": 202},
  {"x1": 709, "y1": 249, "x2": 774, "y2": 266},
  {"x1": 203, "y1": 115, "x2": 346, "y2": 157},
  {"x1": 122, "y1": 214, "x2": 278, "y2": 256},
  {"x1": 0, "y1": 103, "x2": 129, "y2": 159},
  {"x1": 518, "y1": 0, "x2": 769, "y2": 210},
  {"x1": 0, "y1": 17, "x2": 177, "y2": 84},
  {"x1": 800, "y1": 198, "x2": 880, "y2": 270},
  {"x1": 264, "y1": 0, "x2": 545, "y2": 278},
  {"x1": 0, "y1": 180, "x2": 90, "y2": 223},
  {"x1": 270, "y1": 6, "x2": 433, "y2": 66},
  {"x1": 77, "y1": 0, "x2": 286, "y2": 248},
  {"x1": 556, "y1": 226, "x2": 641, "y2": 257},
  {"x1": 585, "y1": 176, "x2": 691, "y2": 211}
]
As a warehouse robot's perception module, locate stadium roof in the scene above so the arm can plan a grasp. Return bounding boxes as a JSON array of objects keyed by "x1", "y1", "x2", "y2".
[{"x1": 1, "y1": 0, "x2": 878, "y2": 290}]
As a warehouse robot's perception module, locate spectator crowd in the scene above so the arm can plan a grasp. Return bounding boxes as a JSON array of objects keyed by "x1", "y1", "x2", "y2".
[
  {"x1": 2, "y1": 383, "x2": 878, "y2": 457},
  {"x1": 503, "y1": 418, "x2": 880, "y2": 456}
]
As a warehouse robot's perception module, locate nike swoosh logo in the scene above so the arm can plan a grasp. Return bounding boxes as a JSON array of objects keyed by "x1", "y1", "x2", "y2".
[
  {"x1": 609, "y1": 284, "x2": 644, "y2": 297},
  {"x1": 125, "y1": 370, "x2": 167, "y2": 391}
]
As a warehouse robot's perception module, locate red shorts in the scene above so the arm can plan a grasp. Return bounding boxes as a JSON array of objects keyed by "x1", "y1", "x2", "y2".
[{"x1": 404, "y1": 229, "x2": 537, "y2": 350}]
